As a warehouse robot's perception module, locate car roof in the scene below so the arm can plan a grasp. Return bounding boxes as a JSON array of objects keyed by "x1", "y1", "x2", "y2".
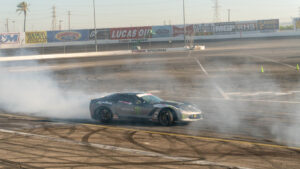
[
  {"x1": 117, "y1": 92, "x2": 144, "y2": 96},
  {"x1": 106, "y1": 92, "x2": 144, "y2": 97}
]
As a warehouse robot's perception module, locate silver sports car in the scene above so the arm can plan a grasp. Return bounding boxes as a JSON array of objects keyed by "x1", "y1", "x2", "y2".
[{"x1": 89, "y1": 92, "x2": 203, "y2": 126}]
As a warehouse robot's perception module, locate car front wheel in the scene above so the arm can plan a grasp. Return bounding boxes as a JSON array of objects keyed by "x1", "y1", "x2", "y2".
[{"x1": 158, "y1": 109, "x2": 174, "y2": 126}]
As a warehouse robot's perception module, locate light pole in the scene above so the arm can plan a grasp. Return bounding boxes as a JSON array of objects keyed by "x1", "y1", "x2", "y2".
[
  {"x1": 228, "y1": 9, "x2": 230, "y2": 22},
  {"x1": 59, "y1": 20, "x2": 63, "y2": 30},
  {"x1": 183, "y1": 0, "x2": 186, "y2": 46},
  {"x1": 12, "y1": 20, "x2": 15, "y2": 32},
  {"x1": 93, "y1": 0, "x2": 98, "y2": 52},
  {"x1": 6, "y1": 18, "x2": 9, "y2": 32},
  {"x1": 68, "y1": 11, "x2": 71, "y2": 31}
]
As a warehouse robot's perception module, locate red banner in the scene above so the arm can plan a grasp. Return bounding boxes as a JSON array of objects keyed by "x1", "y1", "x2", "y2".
[
  {"x1": 173, "y1": 25, "x2": 194, "y2": 37},
  {"x1": 110, "y1": 27, "x2": 152, "y2": 40}
]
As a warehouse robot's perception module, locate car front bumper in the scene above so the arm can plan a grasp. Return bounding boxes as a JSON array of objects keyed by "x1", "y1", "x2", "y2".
[{"x1": 180, "y1": 111, "x2": 203, "y2": 122}]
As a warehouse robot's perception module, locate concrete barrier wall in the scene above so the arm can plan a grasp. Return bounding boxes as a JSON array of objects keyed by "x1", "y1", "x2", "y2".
[{"x1": 1, "y1": 31, "x2": 300, "y2": 49}]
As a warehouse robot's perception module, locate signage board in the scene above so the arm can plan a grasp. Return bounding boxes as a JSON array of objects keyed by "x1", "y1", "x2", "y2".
[
  {"x1": 172, "y1": 25, "x2": 194, "y2": 37},
  {"x1": 152, "y1": 26, "x2": 172, "y2": 38},
  {"x1": 110, "y1": 27, "x2": 152, "y2": 40},
  {"x1": 25, "y1": 32, "x2": 47, "y2": 44},
  {"x1": 257, "y1": 19, "x2": 279, "y2": 31},
  {"x1": 47, "y1": 30, "x2": 89, "y2": 42},
  {"x1": 0, "y1": 33, "x2": 20, "y2": 44}
]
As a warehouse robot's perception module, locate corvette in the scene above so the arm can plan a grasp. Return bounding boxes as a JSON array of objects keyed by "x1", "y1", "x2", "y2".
[{"x1": 90, "y1": 93, "x2": 203, "y2": 126}]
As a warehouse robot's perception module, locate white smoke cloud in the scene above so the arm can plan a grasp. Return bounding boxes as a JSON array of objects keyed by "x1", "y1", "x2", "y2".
[
  {"x1": 187, "y1": 52, "x2": 300, "y2": 147},
  {"x1": 0, "y1": 51, "x2": 93, "y2": 119}
]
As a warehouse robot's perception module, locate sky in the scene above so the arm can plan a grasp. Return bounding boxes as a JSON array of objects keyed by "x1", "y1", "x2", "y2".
[{"x1": 0, "y1": 0, "x2": 299, "y2": 32}]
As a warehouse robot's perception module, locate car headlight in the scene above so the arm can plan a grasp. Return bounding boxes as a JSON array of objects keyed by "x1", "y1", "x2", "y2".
[
  {"x1": 181, "y1": 109, "x2": 203, "y2": 119},
  {"x1": 181, "y1": 109, "x2": 202, "y2": 114}
]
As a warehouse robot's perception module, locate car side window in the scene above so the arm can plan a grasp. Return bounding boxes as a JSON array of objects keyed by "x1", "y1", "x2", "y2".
[
  {"x1": 131, "y1": 96, "x2": 144, "y2": 105},
  {"x1": 110, "y1": 95, "x2": 120, "y2": 103},
  {"x1": 105, "y1": 94, "x2": 119, "y2": 103},
  {"x1": 116, "y1": 95, "x2": 144, "y2": 105},
  {"x1": 118, "y1": 95, "x2": 134, "y2": 105}
]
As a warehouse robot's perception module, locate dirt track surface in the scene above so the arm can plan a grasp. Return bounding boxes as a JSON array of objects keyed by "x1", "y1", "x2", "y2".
[
  {"x1": 1, "y1": 38, "x2": 300, "y2": 168},
  {"x1": 0, "y1": 113, "x2": 299, "y2": 169}
]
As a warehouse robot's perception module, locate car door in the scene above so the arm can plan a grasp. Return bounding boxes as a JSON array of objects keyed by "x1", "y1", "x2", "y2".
[
  {"x1": 114, "y1": 95, "x2": 135, "y2": 117},
  {"x1": 131, "y1": 96, "x2": 154, "y2": 118}
]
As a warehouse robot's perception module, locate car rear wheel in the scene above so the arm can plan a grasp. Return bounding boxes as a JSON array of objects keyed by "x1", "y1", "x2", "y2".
[
  {"x1": 97, "y1": 107, "x2": 113, "y2": 123},
  {"x1": 158, "y1": 109, "x2": 174, "y2": 126}
]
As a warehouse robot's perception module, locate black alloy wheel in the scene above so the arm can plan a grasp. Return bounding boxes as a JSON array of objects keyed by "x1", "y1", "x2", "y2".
[
  {"x1": 97, "y1": 107, "x2": 113, "y2": 123},
  {"x1": 159, "y1": 109, "x2": 174, "y2": 126}
]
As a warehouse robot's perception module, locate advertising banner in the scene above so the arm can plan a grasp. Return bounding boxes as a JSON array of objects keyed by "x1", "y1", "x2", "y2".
[
  {"x1": 257, "y1": 19, "x2": 279, "y2": 31},
  {"x1": 47, "y1": 30, "x2": 89, "y2": 43},
  {"x1": 214, "y1": 22, "x2": 236, "y2": 34},
  {"x1": 25, "y1": 32, "x2": 47, "y2": 44},
  {"x1": 152, "y1": 26, "x2": 172, "y2": 38},
  {"x1": 193, "y1": 24, "x2": 214, "y2": 36},
  {"x1": 172, "y1": 25, "x2": 194, "y2": 37},
  {"x1": 235, "y1": 21, "x2": 257, "y2": 32},
  {"x1": 110, "y1": 27, "x2": 152, "y2": 40},
  {"x1": 0, "y1": 33, "x2": 20, "y2": 44},
  {"x1": 89, "y1": 29, "x2": 110, "y2": 40},
  {"x1": 294, "y1": 18, "x2": 300, "y2": 30}
]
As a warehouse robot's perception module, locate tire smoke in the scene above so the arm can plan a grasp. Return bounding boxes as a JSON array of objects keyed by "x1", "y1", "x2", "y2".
[{"x1": 0, "y1": 51, "x2": 95, "y2": 119}]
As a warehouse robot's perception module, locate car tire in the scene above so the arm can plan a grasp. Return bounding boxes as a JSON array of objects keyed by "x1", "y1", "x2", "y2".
[
  {"x1": 158, "y1": 109, "x2": 174, "y2": 126},
  {"x1": 96, "y1": 107, "x2": 113, "y2": 123}
]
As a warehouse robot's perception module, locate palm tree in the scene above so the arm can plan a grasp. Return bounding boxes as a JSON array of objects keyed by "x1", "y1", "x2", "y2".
[{"x1": 16, "y1": 1, "x2": 29, "y2": 32}]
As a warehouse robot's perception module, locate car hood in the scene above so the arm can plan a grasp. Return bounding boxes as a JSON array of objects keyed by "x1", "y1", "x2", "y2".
[
  {"x1": 157, "y1": 101, "x2": 201, "y2": 112},
  {"x1": 158, "y1": 101, "x2": 185, "y2": 108}
]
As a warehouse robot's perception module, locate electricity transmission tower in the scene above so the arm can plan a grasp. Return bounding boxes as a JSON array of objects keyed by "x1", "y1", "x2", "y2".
[
  {"x1": 52, "y1": 6, "x2": 57, "y2": 30},
  {"x1": 213, "y1": 0, "x2": 221, "y2": 22}
]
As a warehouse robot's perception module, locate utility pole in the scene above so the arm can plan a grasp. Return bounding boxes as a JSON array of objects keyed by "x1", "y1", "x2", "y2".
[
  {"x1": 228, "y1": 9, "x2": 231, "y2": 22},
  {"x1": 183, "y1": 0, "x2": 186, "y2": 46},
  {"x1": 68, "y1": 11, "x2": 71, "y2": 31},
  {"x1": 12, "y1": 20, "x2": 15, "y2": 32},
  {"x1": 59, "y1": 20, "x2": 63, "y2": 30},
  {"x1": 52, "y1": 6, "x2": 57, "y2": 30},
  {"x1": 6, "y1": 18, "x2": 9, "y2": 32},
  {"x1": 93, "y1": 0, "x2": 98, "y2": 52}
]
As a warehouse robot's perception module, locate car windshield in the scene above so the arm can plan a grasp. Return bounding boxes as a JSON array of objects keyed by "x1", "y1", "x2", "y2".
[{"x1": 137, "y1": 94, "x2": 162, "y2": 104}]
